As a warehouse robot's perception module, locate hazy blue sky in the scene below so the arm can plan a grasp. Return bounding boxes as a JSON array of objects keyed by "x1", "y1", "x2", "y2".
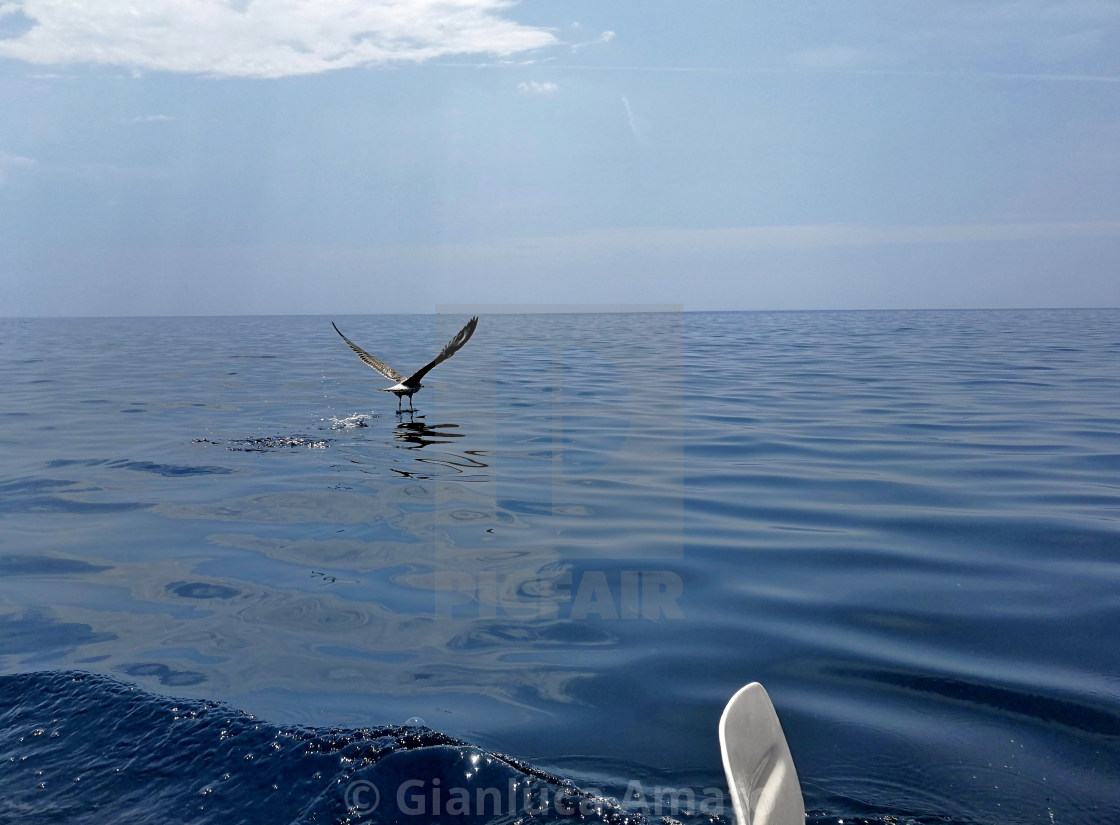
[{"x1": 2, "y1": 0, "x2": 1119, "y2": 316}]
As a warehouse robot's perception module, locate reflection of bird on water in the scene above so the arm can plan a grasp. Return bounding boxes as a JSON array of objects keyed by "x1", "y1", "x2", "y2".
[
  {"x1": 390, "y1": 418, "x2": 488, "y2": 479},
  {"x1": 332, "y1": 316, "x2": 478, "y2": 411},
  {"x1": 394, "y1": 418, "x2": 463, "y2": 449}
]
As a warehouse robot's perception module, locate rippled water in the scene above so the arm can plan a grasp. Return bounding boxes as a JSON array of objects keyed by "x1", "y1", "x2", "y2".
[{"x1": 1, "y1": 310, "x2": 1119, "y2": 824}]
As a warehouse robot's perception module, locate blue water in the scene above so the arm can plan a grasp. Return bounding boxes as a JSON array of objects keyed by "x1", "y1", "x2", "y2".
[{"x1": 1, "y1": 310, "x2": 1119, "y2": 824}]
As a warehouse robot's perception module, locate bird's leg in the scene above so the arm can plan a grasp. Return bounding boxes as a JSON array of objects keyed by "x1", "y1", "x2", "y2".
[{"x1": 397, "y1": 395, "x2": 402, "y2": 412}]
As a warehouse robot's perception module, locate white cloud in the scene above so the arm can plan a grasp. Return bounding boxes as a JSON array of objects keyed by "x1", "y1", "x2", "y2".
[
  {"x1": 0, "y1": 0, "x2": 557, "y2": 79},
  {"x1": 517, "y1": 80, "x2": 558, "y2": 94},
  {"x1": 132, "y1": 114, "x2": 174, "y2": 123},
  {"x1": 571, "y1": 29, "x2": 615, "y2": 52},
  {"x1": 621, "y1": 96, "x2": 640, "y2": 139},
  {"x1": 0, "y1": 150, "x2": 35, "y2": 184}
]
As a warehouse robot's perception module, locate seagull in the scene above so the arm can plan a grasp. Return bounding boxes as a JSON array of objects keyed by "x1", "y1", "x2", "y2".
[{"x1": 332, "y1": 317, "x2": 479, "y2": 411}]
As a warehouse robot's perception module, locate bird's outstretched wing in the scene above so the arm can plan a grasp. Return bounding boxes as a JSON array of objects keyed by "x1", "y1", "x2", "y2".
[
  {"x1": 332, "y1": 322, "x2": 404, "y2": 382},
  {"x1": 403, "y1": 316, "x2": 479, "y2": 388}
]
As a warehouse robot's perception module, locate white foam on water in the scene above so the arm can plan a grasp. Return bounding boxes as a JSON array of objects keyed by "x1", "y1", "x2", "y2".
[{"x1": 327, "y1": 413, "x2": 375, "y2": 429}]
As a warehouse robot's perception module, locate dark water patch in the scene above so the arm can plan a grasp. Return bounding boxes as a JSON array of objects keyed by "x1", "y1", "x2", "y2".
[
  {"x1": 0, "y1": 477, "x2": 85, "y2": 493},
  {"x1": 1065, "y1": 452, "x2": 1120, "y2": 471},
  {"x1": 47, "y1": 458, "x2": 233, "y2": 476},
  {"x1": 166, "y1": 581, "x2": 242, "y2": 600},
  {"x1": 119, "y1": 662, "x2": 207, "y2": 687},
  {"x1": 0, "y1": 477, "x2": 147, "y2": 514},
  {"x1": 882, "y1": 514, "x2": 1120, "y2": 561},
  {"x1": 314, "y1": 645, "x2": 415, "y2": 663},
  {"x1": 498, "y1": 499, "x2": 563, "y2": 516},
  {"x1": 0, "y1": 613, "x2": 116, "y2": 655},
  {"x1": 448, "y1": 620, "x2": 613, "y2": 651},
  {"x1": 825, "y1": 664, "x2": 1120, "y2": 738},
  {"x1": 0, "y1": 555, "x2": 112, "y2": 576},
  {"x1": 112, "y1": 459, "x2": 233, "y2": 476}
]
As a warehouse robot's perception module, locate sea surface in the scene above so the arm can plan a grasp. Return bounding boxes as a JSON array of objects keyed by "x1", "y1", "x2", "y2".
[{"x1": 1, "y1": 309, "x2": 1119, "y2": 825}]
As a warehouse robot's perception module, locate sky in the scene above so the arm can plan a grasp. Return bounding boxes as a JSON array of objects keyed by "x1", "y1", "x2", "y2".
[{"x1": 2, "y1": 0, "x2": 1120, "y2": 316}]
